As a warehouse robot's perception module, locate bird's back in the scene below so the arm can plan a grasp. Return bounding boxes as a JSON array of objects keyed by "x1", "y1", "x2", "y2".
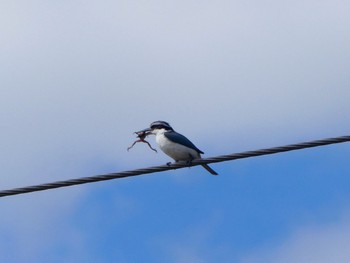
[{"x1": 164, "y1": 131, "x2": 204, "y2": 154}]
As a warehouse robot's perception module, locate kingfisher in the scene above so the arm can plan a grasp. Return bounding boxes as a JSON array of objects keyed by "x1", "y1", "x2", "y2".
[{"x1": 137, "y1": 121, "x2": 218, "y2": 175}]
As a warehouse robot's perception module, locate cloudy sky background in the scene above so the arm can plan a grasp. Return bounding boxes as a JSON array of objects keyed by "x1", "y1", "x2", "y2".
[{"x1": 0, "y1": 0, "x2": 349, "y2": 262}]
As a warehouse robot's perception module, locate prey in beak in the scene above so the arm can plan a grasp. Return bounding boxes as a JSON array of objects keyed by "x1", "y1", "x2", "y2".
[{"x1": 127, "y1": 128, "x2": 157, "y2": 152}]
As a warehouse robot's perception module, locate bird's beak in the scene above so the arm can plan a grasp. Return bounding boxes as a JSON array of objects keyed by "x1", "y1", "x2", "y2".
[{"x1": 135, "y1": 127, "x2": 152, "y2": 135}]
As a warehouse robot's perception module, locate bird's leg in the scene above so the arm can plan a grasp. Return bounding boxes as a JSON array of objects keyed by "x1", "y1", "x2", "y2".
[
  {"x1": 166, "y1": 159, "x2": 180, "y2": 166},
  {"x1": 186, "y1": 154, "x2": 194, "y2": 166}
]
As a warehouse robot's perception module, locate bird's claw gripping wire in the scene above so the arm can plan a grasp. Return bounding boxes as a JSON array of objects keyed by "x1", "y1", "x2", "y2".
[
  {"x1": 127, "y1": 131, "x2": 157, "y2": 152},
  {"x1": 1, "y1": 135, "x2": 349, "y2": 197}
]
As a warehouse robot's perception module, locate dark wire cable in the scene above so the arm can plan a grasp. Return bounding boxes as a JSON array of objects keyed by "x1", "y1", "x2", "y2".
[{"x1": 0, "y1": 135, "x2": 349, "y2": 198}]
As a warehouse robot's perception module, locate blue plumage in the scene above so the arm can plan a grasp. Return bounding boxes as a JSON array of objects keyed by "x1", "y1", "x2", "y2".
[
  {"x1": 137, "y1": 120, "x2": 218, "y2": 175},
  {"x1": 164, "y1": 131, "x2": 204, "y2": 154}
]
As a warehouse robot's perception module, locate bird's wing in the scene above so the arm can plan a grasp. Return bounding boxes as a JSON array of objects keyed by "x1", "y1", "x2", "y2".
[{"x1": 164, "y1": 131, "x2": 204, "y2": 154}]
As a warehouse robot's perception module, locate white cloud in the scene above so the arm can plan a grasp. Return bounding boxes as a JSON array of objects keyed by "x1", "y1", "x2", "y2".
[
  {"x1": 241, "y1": 212, "x2": 350, "y2": 263},
  {"x1": 0, "y1": 0, "x2": 349, "y2": 261}
]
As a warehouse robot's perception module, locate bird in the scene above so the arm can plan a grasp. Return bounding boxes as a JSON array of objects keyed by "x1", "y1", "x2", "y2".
[{"x1": 137, "y1": 121, "x2": 218, "y2": 175}]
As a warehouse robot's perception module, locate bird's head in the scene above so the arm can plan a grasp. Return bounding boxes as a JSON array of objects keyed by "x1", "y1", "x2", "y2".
[{"x1": 136, "y1": 120, "x2": 174, "y2": 135}]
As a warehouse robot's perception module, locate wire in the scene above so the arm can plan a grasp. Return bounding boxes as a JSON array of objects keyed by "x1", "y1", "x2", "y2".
[{"x1": 0, "y1": 135, "x2": 349, "y2": 198}]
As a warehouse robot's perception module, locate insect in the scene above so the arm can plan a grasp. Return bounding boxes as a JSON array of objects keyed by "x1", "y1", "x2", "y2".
[{"x1": 127, "y1": 130, "x2": 157, "y2": 152}]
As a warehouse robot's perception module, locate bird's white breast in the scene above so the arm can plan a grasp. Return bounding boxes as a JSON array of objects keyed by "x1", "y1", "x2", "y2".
[{"x1": 155, "y1": 132, "x2": 200, "y2": 162}]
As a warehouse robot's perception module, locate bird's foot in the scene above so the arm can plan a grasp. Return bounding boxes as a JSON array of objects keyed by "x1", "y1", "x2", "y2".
[
  {"x1": 186, "y1": 160, "x2": 193, "y2": 166},
  {"x1": 186, "y1": 154, "x2": 195, "y2": 166}
]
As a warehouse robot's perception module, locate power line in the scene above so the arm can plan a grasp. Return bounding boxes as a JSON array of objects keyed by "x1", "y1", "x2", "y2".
[{"x1": 0, "y1": 135, "x2": 349, "y2": 198}]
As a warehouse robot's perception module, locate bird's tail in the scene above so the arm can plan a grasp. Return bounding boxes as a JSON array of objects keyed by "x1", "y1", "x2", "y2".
[{"x1": 201, "y1": 164, "x2": 218, "y2": 176}]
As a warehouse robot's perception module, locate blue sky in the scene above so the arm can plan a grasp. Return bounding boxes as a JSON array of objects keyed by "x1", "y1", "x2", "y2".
[{"x1": 0, "y1": 0, "x2": 350, "y2": 262}]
